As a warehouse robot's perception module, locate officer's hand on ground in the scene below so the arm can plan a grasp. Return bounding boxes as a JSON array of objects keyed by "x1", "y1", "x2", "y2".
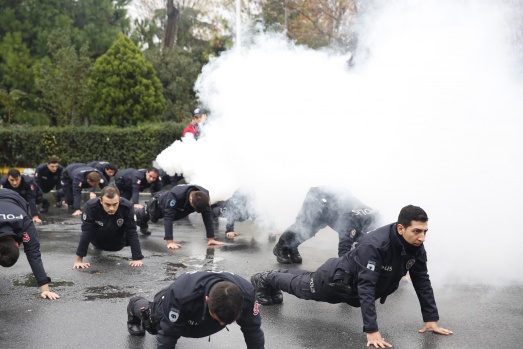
[
  {"x1": 207, "y1": 238, "x2": 224, "y2": 246},
  {"x1": 89, "y1": 192, "x2": 97, "y2": 199},
  {"x1": 366, "y1": 331, "x2": 392, "y2": 348},
  {"x1": 41, "y1": 290, "x2": 60, "y2": 300},
  {"x1": 418, "y1": 321, "x2": 453, "y2": 335},
  {"x1": 73, "y1": 261, "x2": 91, "y2": 269},
  {"x1": 129, "y1": 260, "x2": 143, "y2": 267},
  {"x1": 33, "y1": 216, "x2": 42, "y2": 224},
  {"x1": 134, "y1": 204, "x2": 144, "y2": 209},
  {"x1": 166, "y1": 240, "x2": 182, "y2": 249},
  {"x1": 226, "y1": 232, "x2": 239, "y2": 238},
  {"x1": 72, "y1": 210, "x2": 82, "y2": 216},
  {"x1": 61, "y1": 200, "x2": 68, "y2": 207},
  {"x1": 40, "y1": 284, "x2": 60, "y2": 300}
]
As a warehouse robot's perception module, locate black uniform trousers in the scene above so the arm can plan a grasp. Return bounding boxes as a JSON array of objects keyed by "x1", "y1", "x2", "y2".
[
  {"x1": 129, "y1": 288, "x2": 168, "y2": 334},
  {"x1": 34, "y1": 187, "x2": 50, "y2": 212},
  {"x1": 277, "y1": 190, "x2": 358, "y2": 257},
  {"x1": 267, "y1": 258, "x2": 356, "y2": 305}
]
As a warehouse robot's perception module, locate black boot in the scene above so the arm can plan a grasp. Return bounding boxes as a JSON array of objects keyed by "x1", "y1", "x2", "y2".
[
  {"x1": 135, "y1": 209, "x2": 151, "y2": 235},
  {"x1": 251, "y1": 271, "x2": 273, "y2": 305},
  {"x1": 273, "y1": 244, "x2": 291, "y2": 264},
  {"x1": 39, "y1": 198, "x2": 50, "y2": 213},
  {"x1": 127, "y1": 297, "x2": 145, "y2": 336},
  {"x1": 289, "y1": 247, "x2": 303, "y2": 264},
  {"x1": 140, "y1": 223, "x2": 151, "y2": 235},
  {"x1": 271, "y1": 288, "x2": 283, "y2": 304}
]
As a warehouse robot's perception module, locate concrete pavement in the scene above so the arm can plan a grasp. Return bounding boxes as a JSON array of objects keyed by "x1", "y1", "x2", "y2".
[{"x1": 0, "y1": 197, "x2": 521, "y2": 348}]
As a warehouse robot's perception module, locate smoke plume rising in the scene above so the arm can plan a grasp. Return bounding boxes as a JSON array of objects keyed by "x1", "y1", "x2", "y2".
[{"x1": 156, "y1": 0, "x2": 523, "y2": 286}]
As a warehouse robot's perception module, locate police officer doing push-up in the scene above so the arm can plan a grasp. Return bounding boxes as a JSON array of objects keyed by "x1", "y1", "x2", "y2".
[
  {"x1": 210, "y1": 188, "x2": 257, "y2": 238},
  {"x1": 0, "y1": 189, "x2": 59, "y2": 300},
  {"x1": 135, "y1": 184, "x2": 224, "y2": 249},
  {"x1": 34, "y1": 157, "x2": 64, "y2": 207},
  {"x1": 73, "y1": 186, "x2": 144, "y2": 269},
  {"x1": 1, "y1": 169, "x2": 49, "y2": 224},
  {"x1": 113, "y1": 167, "x2": 163, "y2": 209},
  {"x1": 61, "y1": 163, "x2": 105, "y2": 217},
  {"x1": 126, "y1": 271, "x2": 264, "y2": 348},
  {"x1": 272, "y1": 186, "x2": 381, "y2": 264},
  {"x1": 87, "y1": 161, "x2": 118, "y2": 183},
  {"x1": 251, "y1": 205, "x2": 453, "y2": 348}
]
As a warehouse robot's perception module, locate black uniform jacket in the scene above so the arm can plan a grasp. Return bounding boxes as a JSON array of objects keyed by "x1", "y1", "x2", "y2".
[
  {"x1": 115, "y1": 168, "x2": 163, "y2": 204},
  {"x1": 158, "y1": 184, "x2": 214, "y2": 240},
  {"x1": 331, "y1": 223, "x2": 439, "y2": 333},
  {"x1": 1, "y1": 174, "x2": 40, "y2": 217},
  {"x1": 63, "y1": 163, "x2": 106, "y2": 210},
  {"x1": 0, "y1": 189, "x2": 51, "y2": 286},
  {"x1": 307, "y1": 186, "x2": 381, "y2": 237},
  {"x1": 87, "y1": 161, "x2": 116, "y2": 192},
  {"x1": 77, "y1": 197, "x2": 143, "y2": 260},
  {"x1": 34, "y1": 163, "x2": 63, "y2": 192},
  {"x1": 157, "y1": 271, "x2": 264, "y2": 349}
]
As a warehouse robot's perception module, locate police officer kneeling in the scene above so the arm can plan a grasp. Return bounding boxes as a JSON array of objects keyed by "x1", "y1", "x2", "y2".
[
  {"x1": 251, "y1": 205, "x2": 453, "y2": 348},
  {"x1": 126, "y1": 271, "x2": 264, "y2": 348}
]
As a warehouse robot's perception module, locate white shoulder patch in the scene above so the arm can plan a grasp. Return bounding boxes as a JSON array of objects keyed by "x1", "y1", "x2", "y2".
[{"x1": 169, "y1": 308, "x2": 180, "y2": 322}]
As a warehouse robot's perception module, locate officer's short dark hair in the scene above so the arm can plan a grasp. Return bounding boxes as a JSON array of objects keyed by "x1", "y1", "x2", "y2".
[
  {"x1": 146, "y1": 167, "x2": 159, "y2": 175},
  {"x1": 398, "y1": 205, "x2": 428, "y2": 228},
  {"x1": 47, "y1": 157, "x2": 60, "y2": 164},
  {"x1": 191, "y1": 191, "x2": 209, "y2": 213},
  {"x1": 104, "y1": 163, "x2": 118, "y2": 173},
  {"x1": 7, "y1": 169, "x2": 20, "y2": 178},
  {"x1": 101, "y1": 186, "x2": 120, "y2": 199},
  {"x1": 208, "y1": 281, "x2": 244, "y2": 324},
  {"x1": 0, "y1": 237, "x2": 20, "y2": 267},
  {"x1": 86, "y1": 172, "x2": 101, "y2": 183}
]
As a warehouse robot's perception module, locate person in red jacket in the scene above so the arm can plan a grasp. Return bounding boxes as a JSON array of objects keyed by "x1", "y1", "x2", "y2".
[{"x1": 181, "y1": 108, "x2": 206, "y2": 139}]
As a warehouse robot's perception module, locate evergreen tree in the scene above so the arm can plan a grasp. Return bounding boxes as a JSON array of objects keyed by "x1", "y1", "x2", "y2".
[
  {"x1": 88, "y1": 33, "x2": 165, "y2": 126},
  {"x1": 145, "y1": 46, "x2": 201, "y2": 122},
  {"x1": 36, "y1": 29, "x2": 92, "y2": 126}
]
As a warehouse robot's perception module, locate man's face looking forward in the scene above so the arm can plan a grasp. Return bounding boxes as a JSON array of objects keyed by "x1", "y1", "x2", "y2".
[
  {"x1": 100, "y1": 195, "x2": 120, "y2": 215},
  {"x1": 47, "y1": 163, "x2": 59, "y2": 173}
]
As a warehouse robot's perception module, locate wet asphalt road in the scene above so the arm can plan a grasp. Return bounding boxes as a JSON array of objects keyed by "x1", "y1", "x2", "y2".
[{"x1": 0, "y1": 193, "x2": 522, "y2": 349}]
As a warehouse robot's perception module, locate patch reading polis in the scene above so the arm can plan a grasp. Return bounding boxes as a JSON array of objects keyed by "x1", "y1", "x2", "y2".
[
  {"x1": 117, "y1": 218, "x2": 124, "y2": 227},
  {"x1": 170, "y1": 199, "x2": 176, "y2": 207},
  {"x1": 253, "y1": 300, "x2": 260, "y2": 316},
  {"x1": 406, "y1": 259, "x2": 416, "y2": 270},
  {"x1": 366, "y1": 260, "x2": 376, "y2": 271},
  {"x1": 169, "y1": 307, "x2": 180, "y2": 322}
]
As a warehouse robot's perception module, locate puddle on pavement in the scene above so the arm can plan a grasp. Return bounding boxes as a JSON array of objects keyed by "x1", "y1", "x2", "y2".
[
  {"x1": 13, "y1": 274, "x2": 74, "y2": 287},
  {"x1": 83, "y1": 285, "x2": 133, "y2": 300},
  {"x1": 165, "y1": 262, "x2": 188, "y2": 270}
]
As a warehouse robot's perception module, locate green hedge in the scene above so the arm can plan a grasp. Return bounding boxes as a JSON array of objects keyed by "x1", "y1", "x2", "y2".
[{"x1": 0, "y1": 122, "x2": 185, "y2": 168}]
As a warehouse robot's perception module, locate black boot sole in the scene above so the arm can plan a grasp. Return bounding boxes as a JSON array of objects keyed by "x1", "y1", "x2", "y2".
[{"x1": 273, "y1": 245, "x2": 292, "y2": 264}]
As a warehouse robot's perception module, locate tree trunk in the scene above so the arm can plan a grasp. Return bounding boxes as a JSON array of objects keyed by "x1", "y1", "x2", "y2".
[{"x1": 164, "y1": 0, "x2": 179, "y2": 48}]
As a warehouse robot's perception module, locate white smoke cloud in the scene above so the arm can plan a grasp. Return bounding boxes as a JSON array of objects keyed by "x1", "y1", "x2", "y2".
[{"x1": 156, "y1": 0, "x2": 523, "y2": 286}]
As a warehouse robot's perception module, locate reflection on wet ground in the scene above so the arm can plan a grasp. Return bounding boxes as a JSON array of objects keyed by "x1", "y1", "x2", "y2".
[{"x1": 84, "y1": 285, "x2": 134, "y2": 301}]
